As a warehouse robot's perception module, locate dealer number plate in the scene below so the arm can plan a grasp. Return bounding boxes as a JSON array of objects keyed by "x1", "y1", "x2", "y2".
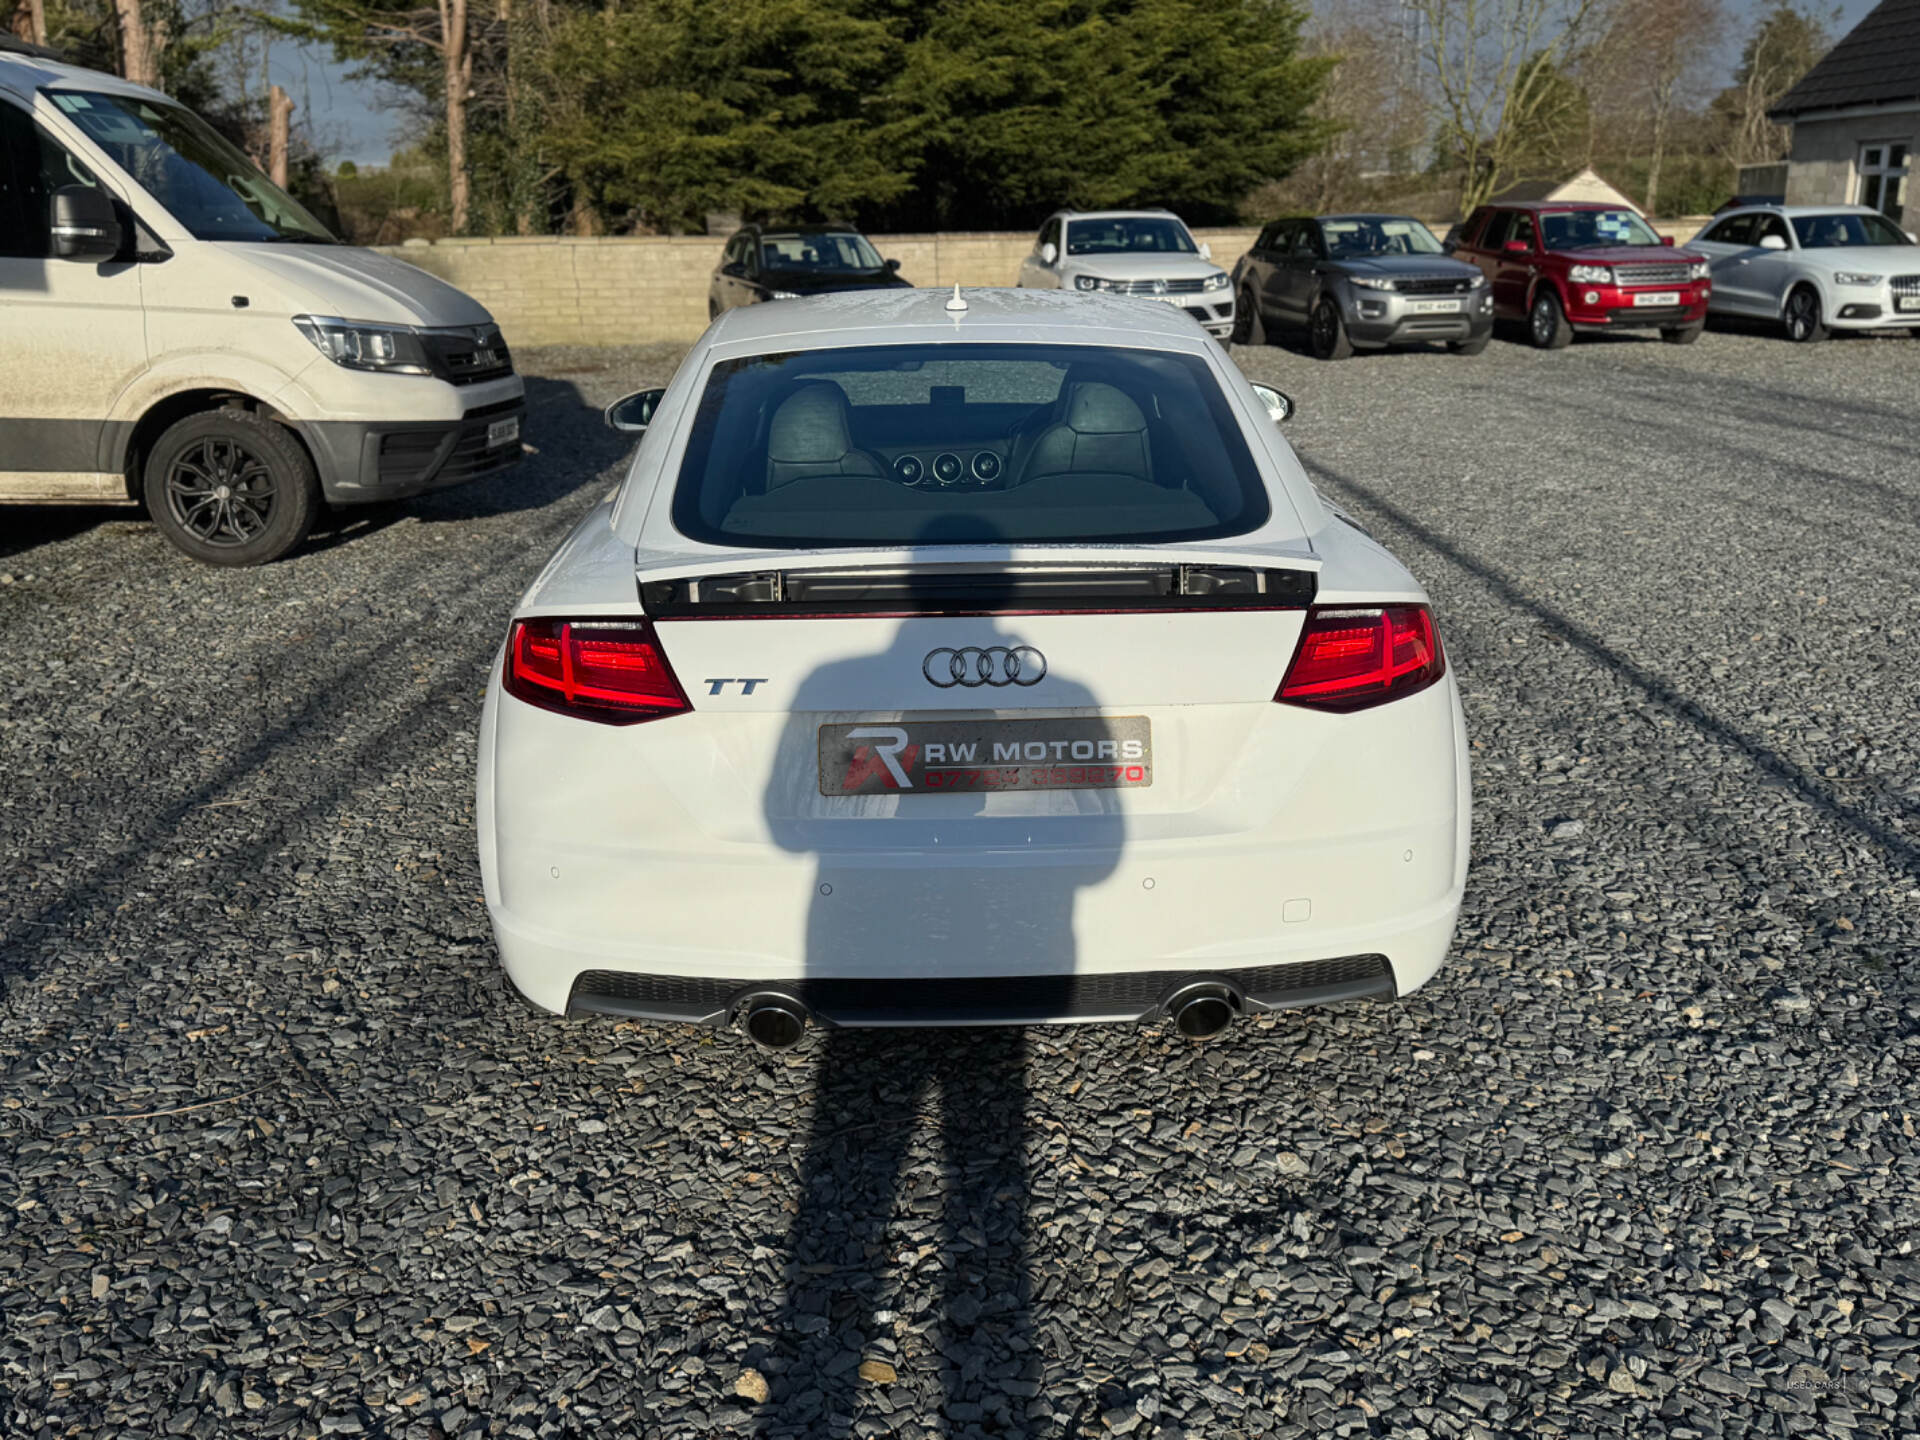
[
  {"x1": 1632, "y1": 291, "x2": 1681, "y2": 307},
  {"x1": 487, "y1": 416, "x2": 522, "y2": 448},
  {"x1": 1899, "y1": 296, "x2": 1920, "y2": 312},
  {"x1": 1408, "y1": 299, "x2": 1460, "y2": 313},
  {"x1": 820, "y1": 717, "x2": 1152, "y2": 796}
]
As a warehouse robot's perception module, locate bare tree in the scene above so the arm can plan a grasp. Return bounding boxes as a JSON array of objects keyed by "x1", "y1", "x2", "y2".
[
  {"x1": 1281, "y1": 0, "x2": 1429, "y2": 212},
  {"x1": 1407, "y1": 0, "x2": 1610, "y2": 213},
  {"x1": 114, "y1": 0, "x2": 167, "y2": 87},
  {"x1": 1715, "y1": 3, "x2": 1830, "y2": 168},
  {"x1": 9, "y1": 0, "x2": 48, "y2": 46},
  {"x1": 285, "y1": 0, "x2": 477, "y2": 231},
  {"x1": 268, "y1": 83, "x2": 295, "y2": 186},
  {"x1": 1582, "y1": 0, "x2": 1723, "y2": 212}
]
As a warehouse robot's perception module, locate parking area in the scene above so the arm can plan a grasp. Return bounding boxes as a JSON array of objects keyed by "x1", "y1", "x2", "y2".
[{"x1": 2, "y1": 326, "x2": 1916, "y2": 1439}]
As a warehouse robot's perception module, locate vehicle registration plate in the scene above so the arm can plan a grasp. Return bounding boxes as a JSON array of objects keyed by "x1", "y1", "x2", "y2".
[
  {"x1": 1899, "y1": 296, "x2": 1920, "y2": 312},
  {"x1": 1408, "y1": 299, "x2": 1460, "y2": 314},
  {"x1": 487, "y1": 416, "x2": 521, "y2": 448},
  {"x1": 1632, "y1": 291, "x2": 1681, "y2": 307},
  {"x1": 819, "y1": 717, "x2": 1152, "y2": 796}
]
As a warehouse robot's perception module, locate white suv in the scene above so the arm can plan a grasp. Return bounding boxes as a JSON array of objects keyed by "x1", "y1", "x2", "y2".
[{"x1": 1017, "y1": 208, "x2": 1236, "y2": 340}]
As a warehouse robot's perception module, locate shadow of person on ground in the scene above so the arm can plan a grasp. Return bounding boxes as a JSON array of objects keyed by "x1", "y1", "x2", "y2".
[{"x1": 752, "y1": 563, "x2": 1124, "y2": 1437}]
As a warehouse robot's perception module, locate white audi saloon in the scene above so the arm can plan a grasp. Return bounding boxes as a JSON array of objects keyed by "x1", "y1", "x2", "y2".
[{"x1": 477, "y1": 288, "x2": 1469, "y2": 1047}]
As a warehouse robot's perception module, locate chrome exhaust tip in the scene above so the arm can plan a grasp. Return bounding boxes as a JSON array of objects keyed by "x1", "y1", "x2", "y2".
[
  {"x1": 1162, "y1": 982, "x2": 1241, "y2": 1040},
  {"x1": 737, "y1": 993, "x2": 809, "y2": 1051}
]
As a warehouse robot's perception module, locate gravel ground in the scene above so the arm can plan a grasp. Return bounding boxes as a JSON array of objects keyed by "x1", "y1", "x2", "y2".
[{"x1": 2, "y1": 324, "x2": 1916, "y2": 1440}]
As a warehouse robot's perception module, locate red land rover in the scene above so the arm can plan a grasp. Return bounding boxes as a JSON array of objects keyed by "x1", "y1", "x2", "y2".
[{"x1": 1449, "y1": 201, "x2": 1711, "y2": 348}]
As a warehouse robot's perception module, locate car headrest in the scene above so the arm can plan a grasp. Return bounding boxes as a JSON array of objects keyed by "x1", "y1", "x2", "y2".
[
  {"x1": 768, "y1": 383, "x2": 857, "y2": 463},
  {"x1": 1064, "y1": 382, "x2": 1147, "y2": 435}
]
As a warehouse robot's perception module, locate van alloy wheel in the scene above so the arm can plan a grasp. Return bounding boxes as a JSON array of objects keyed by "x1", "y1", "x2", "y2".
[
  {"x1": 165, "y1": 437, "x2": 278, "y2": 547},
  {"x1": 143, "y1": 408, "x2": 320, "y2": 567}
]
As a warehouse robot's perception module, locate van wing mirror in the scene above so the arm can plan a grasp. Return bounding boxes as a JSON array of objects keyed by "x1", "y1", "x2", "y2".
[
  {"x1": 605, "y1": 387, "x2": 666, "y2": 433},
  {"x1": 50, "y1": 185, "x2": 122, "y2": 262},
  {"x1": 1249, "y1": 383, "x2": 1293, "y2": 423}
]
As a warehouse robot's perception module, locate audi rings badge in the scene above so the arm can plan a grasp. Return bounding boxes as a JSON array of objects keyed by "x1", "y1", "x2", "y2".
[{"x1": 923, "y1": 646, "x2": 1048, "y2": 688}]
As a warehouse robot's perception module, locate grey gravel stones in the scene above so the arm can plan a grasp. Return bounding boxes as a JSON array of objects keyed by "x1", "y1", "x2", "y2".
[{"x1": 2, "y1": 331, "x2": 1917, "y2": 1438}]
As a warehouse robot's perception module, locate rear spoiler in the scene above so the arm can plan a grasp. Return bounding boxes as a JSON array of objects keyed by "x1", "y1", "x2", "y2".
[{"x1": 641, "y1": 563, "x2": 1317, "y2": 618}]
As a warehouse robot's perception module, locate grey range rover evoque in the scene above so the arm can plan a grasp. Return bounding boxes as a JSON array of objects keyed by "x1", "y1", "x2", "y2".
[{"x1": 1231, "y1": 213, "x2": 1495, "y2": 359}]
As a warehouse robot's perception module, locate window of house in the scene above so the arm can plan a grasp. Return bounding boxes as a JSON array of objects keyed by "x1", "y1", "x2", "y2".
[{"x1": 1857, "y1": 142, "x2": 1909, "y2": 219}]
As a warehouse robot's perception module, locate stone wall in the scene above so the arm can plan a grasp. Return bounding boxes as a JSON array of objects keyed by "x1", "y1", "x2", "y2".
[
  {"x1": 379, "y1": 229, "x2": 1261, "y2": 346},
  {"x1": 381, "y1": 218, "x2": 1716, "y2": 347}
]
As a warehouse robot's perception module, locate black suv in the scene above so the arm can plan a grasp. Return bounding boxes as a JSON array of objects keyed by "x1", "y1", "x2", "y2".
[
  {"x1": 709, "y1": 224, "x2": 912, "y2": 317},
  {"x1": 1230, "y1": 214, "x2": 1494, "y2": 359}
]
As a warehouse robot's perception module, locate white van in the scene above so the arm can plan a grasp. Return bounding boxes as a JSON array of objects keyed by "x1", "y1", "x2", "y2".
[{"x1": 0, "y1": 42, "x2": 525, "y2": 565}]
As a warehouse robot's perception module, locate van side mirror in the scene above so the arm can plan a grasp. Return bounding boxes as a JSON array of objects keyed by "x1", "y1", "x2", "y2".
[
  {"x1": 1250, "y1": 383, "x2": 1293, "y2": 423},
  {"x1": 1040, "y1": 242, "x2": 1057, "y2": 265},
  {"x1": 51, "y1": 185, "x2": 122, "y2": 262},
  {"x1": 605, "y1": 388, "x2": 666, "y2": 433}
]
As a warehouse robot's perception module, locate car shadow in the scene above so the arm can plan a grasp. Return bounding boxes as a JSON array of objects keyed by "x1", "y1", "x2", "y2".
[
  {"x1": 750, "y1": 559, "x2": 1123, "y2": 1436},
  {"x1": 0, "y1": 506, "x2": 112, "y2": 562},
  {"x1": 405, "y1": 376, "x2": 630, "y2": 524}
]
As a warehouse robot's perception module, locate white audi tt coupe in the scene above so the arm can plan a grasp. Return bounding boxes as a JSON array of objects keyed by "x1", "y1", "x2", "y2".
[{"x1": 477, "y1": 288, "x2": 1469, "y2": 1047}]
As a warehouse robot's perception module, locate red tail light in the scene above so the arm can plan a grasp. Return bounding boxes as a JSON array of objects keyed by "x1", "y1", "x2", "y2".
[
  {"x1": 1278, "y1": 604, "x2": 1444, "y2": 711},
  {"x1": 503, "y1": 618, "x2": 691, "y2": 725}
]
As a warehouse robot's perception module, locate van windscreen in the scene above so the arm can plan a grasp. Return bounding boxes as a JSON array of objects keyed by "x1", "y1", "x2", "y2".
[{"x1": 48, "y1": 91, "x2": 334, "y2": 244}]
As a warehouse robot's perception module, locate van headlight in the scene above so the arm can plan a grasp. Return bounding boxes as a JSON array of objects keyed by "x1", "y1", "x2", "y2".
[
  {"x1": 293, "y1": 316, "x2": 432, "y2": 375},
  {"x1": 1202, "y1": 272, "x2": 1230, "y2": 291}
]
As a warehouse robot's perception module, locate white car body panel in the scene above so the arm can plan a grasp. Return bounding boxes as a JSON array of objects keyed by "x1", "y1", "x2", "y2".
[{"x1": 479, "y1": 290, "x2": 1468, "y2": 1030}]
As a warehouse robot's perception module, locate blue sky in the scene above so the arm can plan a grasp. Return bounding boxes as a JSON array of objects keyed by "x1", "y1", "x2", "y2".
[{"x1": 290, "y1": 0, "x2": 1886, "y2": 169}]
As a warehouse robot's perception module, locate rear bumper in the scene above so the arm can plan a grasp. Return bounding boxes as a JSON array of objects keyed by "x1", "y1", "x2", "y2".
[
  {"x1": 478, "y1": 674, "x2": 1471, "y2": 1026},
  {"x1": 559, "y1": 953, "x2": 1398, "y2": 1025},
  {"x1": 491, "y1": 894, "x2": 1459, "y2": 1025}
]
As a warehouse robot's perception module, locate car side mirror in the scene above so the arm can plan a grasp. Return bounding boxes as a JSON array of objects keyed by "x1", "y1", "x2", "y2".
[
  {"x1": 1199, "y1": 241, "x2": 1213, "y2": 260},
  {"x1": 1502, "y1": 239, "x2": 1530, "y2": 255},
  {"x1": 1759, "y1": 234, "x2": 1788, "y2": 251},
  {"x1": 884, "y1": 257, "x2": 901, "y2": 272},
  {"x1": 721, "y1": 261, "x2": 746, "y2": 278},
  {"x1": 1661, "y1": 234, "x2": 1676, "y2": 246},
  {"x1": 1906, "y1": 230, "x2": 1917, "y2": 244},
  {"x1": 50, "y1": 185, "x2": 122, "y2": 262},
  {"x1": 605, "y1": 387, "x2": 666, "y2": 433},
  {"x1": 1250, "y1": 383, "x2": 1293, "y2": 423},
  {"x1": 1039, "y1": 242, "x2": 1057, "y2": 265}
]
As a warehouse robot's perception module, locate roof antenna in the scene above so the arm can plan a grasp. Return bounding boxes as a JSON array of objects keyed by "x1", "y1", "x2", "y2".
[{"x1": 945, "y1": 283, "x2": 967, "y2": 313}]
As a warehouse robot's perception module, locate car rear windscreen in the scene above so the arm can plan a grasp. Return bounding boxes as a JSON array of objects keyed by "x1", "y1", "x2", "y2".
[{"x1": 671, "y1": 343, "x2": 1270, "y2": 548}]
